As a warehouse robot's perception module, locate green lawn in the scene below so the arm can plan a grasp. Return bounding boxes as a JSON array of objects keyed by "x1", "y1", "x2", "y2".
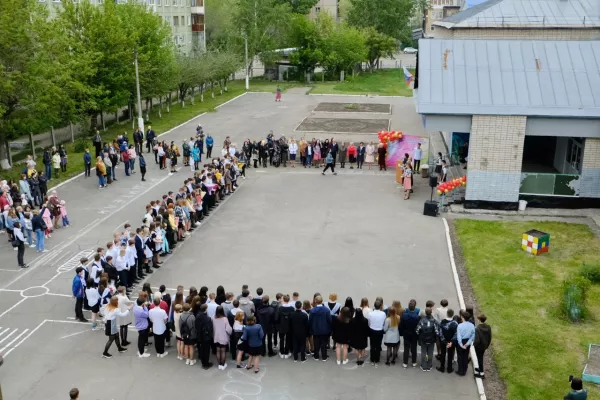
[
  {"x1": 309, "y1": 69, "x2": 413, "y2": 96},
  {"x1": 455, "y1": 220, "x2": 600, "y2": 400}
]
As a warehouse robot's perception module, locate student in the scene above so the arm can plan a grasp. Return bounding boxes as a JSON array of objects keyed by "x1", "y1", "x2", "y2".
[
  {"x1": 12, "y1": 221, "x2": 28, "y2": 269},
  {"x1": 456, "y1": 311, "x2": 475, "y2": 376},
  {"x1": 367, "y1": 300, "x2": 386, "y2": 365},
  {"x1": 195, "y1": 304, "x2": 214, "y2": 370},
  {"x1": 474, "y1": 314, "x2": 492, "y2": 378},
  {"x1": 383, "y1": 305, "x2": 401, "y2": 365},
  {"x1": 232, "y1": 311, "x2": 245, "y2": 364},
  {"x1": 241, "y1": 315, "x2": 264, "y2": 373},
  {"x1": 238, "y1": 289, "x2": 255, "y2": 318},
  {"x1": 309, "y1": 295, "x2": 332, "y2": 361},
  {"x1": 179, "y1": 303, "x2": 197, "y2": 365},
  {"x1": 401, "y1": 299, "x2": 420, "y2": 368},
  {"x1": 84, "y1": 149, "x2": 92, "y2": 178},
  {"x1": 69, "y1": 388, "x2": 79, "y2": 399},
  {"x1": 274, "y1": 294, "x2": 292, "y2": 358},
  {"x1": 133, "y1": 297, "x2": 151, "y2": 358},
  {"x1": 290, "y1": 300, "x2": 309, "y2": 362},
  {"x1": 148, "y1": 296, "x2": 169, "y2": 358},
  {"x1": 437, "y1": 308, "x2": 458, "y2": 373},
  {"x1": 212, "y1": 306, "x2": 232, "y2": 370},
  {"x1": 564, "y1": 377, "x2": 588, "y2": 400},
  {"x1": 85, "y1": 279, "x2": 101, "y2": 329},
  {"x1": 416, "y1": 307, "x2": 439, "y2": 371},
  {"x1": 102, "y1": 296, "x2": 132, "y2": 359},
  {"x1": 441, "y1": 160, "x2": 448, "y2": 182},
  {"x1": 326, "y1": 293, "x2": 341, "y2": 349},
  {"x1": 71, "y1": 267, "x2": 87, "y2": 322},
  {"x1": 321, "y1": 149, "x2": 337, "y2": 175},
  {"x1": 351, "y1": 305, "x2": 369, "y2": 366},
  {"x1": 116, "y1": 286, "x2": 133, "y2": 346},
  {"x1": 332, "y1": 307, "x2": 352, "y2": 365},
  {"x1": 256, "y1": 296, "x2": 276, "y2": 357}
]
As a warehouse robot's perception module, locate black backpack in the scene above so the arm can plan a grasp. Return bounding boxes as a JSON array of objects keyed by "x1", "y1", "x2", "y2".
[
  {"x1": 420, "y1": 319, "x2": 437, "y2": 344},
  {"x1": 180, "y1": 314, "x2": 191, "y2": 340}
]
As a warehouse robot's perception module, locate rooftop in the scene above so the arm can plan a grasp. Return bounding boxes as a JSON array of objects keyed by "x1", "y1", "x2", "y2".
[
  {"x1": 434, "y1": 0, "x2": 600, "y2": 29},
  {"x1": 415, "y1": 39, "x2": 600, "y2": 117}
]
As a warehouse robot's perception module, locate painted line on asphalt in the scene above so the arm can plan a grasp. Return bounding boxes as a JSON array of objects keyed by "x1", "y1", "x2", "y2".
[
  {"x1": 0, "y1": 329, "x2": 30, "y2": 355},
  {"x1": 0, "y1": 269, "x2": 21, "y2": 272},
  {"x1": 47, "y1": 92, "x2": 248, "y2": 193},
  {"x1": 2, "y1": 172, "x2": 173, "y2": 291},
  {"x1": 112, "y1": 220, "x2": 128, "y2": 233},
  {"x1": 0, "y1": 298, "x2": 27, "y2": 320},
  {"x1": 0, "y1": 328, "x2": 17, "y2": 344},
  {"x1": 442, "y1": 218, "x2": 486, "y2": 400},
  {"x1": 60, "y1": 329, "x2": 91, "y2": 340}
]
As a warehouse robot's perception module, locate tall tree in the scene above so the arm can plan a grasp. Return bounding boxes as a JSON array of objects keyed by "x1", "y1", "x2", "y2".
[
  {"x1": 363, "y1": 27, "x2": 397, "y2": 72},
  {"x1": 205, "y1": 0, "x2": 237, "y2": 50},
  {"x1": 347, "y1": 0, "x2": 413, "y2": 42},
  {"x1": 288, "y1": 13, "x2": 331, "y2": 79},
  {"x1": 0, "y1": 0, "x2": 71, "y2": 169},
  {"x1": 322, "y1": 23, "x2": 367, "y2": 78}
]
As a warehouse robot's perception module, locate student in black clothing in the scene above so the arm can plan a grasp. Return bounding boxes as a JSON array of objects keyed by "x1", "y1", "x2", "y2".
[
  {"x1": 289, "y1": 301, "x2": 309, "y2": 362},
  {"x1": 437, "y1": 308, "x2": 458, "y2": 373},
  {"x1": 275, "y1": 294, "x2": 294, "y2": 358},
  {"x1": 195, "y1": 304, "x2": 214, "y2": 370},
  {"x1": 256, "y1": 296, "x2": 276, "y2": 357}
]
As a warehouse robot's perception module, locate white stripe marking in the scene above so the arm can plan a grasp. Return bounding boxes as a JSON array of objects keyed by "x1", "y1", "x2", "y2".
[
  {"x1": 0, "y1": 329, "x2": 17, "y2": 344},
  {"x1": 0, "y1": 329, "x2": 29, "y2": 354}
]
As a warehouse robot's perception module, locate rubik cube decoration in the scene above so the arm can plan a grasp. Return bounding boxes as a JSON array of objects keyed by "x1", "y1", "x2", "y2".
[{"x1": 522, "y1": 230, "x2": 550, "y2": 255}]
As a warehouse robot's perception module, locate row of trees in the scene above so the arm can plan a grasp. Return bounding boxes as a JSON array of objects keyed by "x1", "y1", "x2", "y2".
[{"x1": 0, "y1": 0, "x2": 239, "y2": 169}]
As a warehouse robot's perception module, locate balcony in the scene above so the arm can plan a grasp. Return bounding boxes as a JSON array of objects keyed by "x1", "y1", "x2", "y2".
[
  {"x1": 192, "y1": 23, "x2": 205, "y2": 32},
  {"x1": 191, "y1": 6, "x2": 204, "y2": 14}
]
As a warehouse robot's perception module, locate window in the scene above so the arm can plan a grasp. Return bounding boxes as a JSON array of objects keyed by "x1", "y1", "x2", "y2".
[
  {"x1": 188, "y1": 15, "x2": 191, "y2": 25},
  {"x1": 149, "y1": 0, "x2": 155, "y2": 5},
  {"x1": 173, "y1": 0, "x2": 177, "y2": 6},
  {"x1": 315, "y1": 6, "x2": 321, "y2": 12},
  {"x1": 182, "y1": 16, "x2": 185, "y2": 25},
  {"x1": 174, "y1": 16, "x2": 179, "y2": 25}
]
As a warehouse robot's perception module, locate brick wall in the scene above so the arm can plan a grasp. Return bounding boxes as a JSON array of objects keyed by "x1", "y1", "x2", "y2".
[
  {"x1": 580, "y1": 138, "x2": 600, "y2": 198},
  {"x1": 431, "y1": 27, "x2": 600, "y2": 40},
  {"x1": 465, "y1": 115, "x2": 526, "y2": 203}
]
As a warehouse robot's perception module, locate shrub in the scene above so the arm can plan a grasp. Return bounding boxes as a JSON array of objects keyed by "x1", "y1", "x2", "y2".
[
  {"x1": 580, "y1": 263, "x2": 600, "y2": 283},
  {"x1": 74, "y1": 138, "x2": 89, "y2": 153},
  {"x1": 561, "y1": 276, "x2": 591, "y2": 322}
]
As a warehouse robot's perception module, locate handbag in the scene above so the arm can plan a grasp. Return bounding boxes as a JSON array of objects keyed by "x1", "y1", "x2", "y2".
[{"x1": 11, "y1": 239, "x2": 20, "y2": 248}]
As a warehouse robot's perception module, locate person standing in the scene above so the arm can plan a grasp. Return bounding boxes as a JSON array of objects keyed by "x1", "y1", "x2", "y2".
[
  {"x1": 52, "y1": 151, "x2": 61, "y2": 179},
  {"x1": 71, "y1": 267, "x2": 87, "y2": 322},
  {"x1": 456, "y1": 311, "x2": 475, "y2": 376},
  {"x1": 347, "y1": 143, "x2": 357, "y2": 169},
  {"x1": 212, "y1": 306, "x2": 233, "y2": 370},
  {"x1": 13, "y1": 222, "x2": 28, "y2": 269},
  {"x1": 383, "y1": 306, "x2": 401, "y2": 365},
  {"x1": 179, "y1": 303, "x2": 197, "y2": 365},
  {"x1": 367, "y1": 300, "x2": 385, "y2": 365},
  {"x1": 321, "y1": 149, "x2": 337, "y2": 176},
  {"x1": 275, "y1": 294, "x2": 294, "y2": 359},
  {"x1": 146, "y1": 126, "x2": 155, "y2": 154},
  {"x1": 337, "y1": 142, "x2": 347, "y2": 168},
  {"x1": 413, "y1": 142, "x2": 422, "y2": 173},
  {"x1": 31, "y1": 210, "x2": 46, "y2": 253},
  {"x1": 288, "y1": 138, "x2": 298, "y2": 168},
  {"x1": 365, "y1": 142, "x2": 376, "y2": 170},
  {"x1": 102, "y1": 297, "x2": 132, "y2": 358},
  {"x1": 206, "y1": 134, "x2": 214, "y2": 158},
  {"x1": 401, "y1": 299, "x2": 420, "y2": 368},
  {"x1": 93, "y1": 130, "x2": 103, "y2": 158},
  {"x1": 256, "y1": 296, "x2": 276, "y2": 357},
  {"x1": 83, "y1": 149, "x2": 92, "y2": 178},
  {"x1": 290, "y1": 300, "x2": 309, "y2": 362},
  {"x1": 416, "y1": 307, "x2": 439, "y2": 371},
  {"x1": 275, "y1": 86, "x2": 282, "y2": 102},
  {"x1": 377, "y1": 144, "x2": 387, "y2": 171},
  {"x1": 474, "y1": 314, "x2": 492, "y2": 378},
  {"x1": 437, "y1": 308, "x2": 458, "y2": 373},
  {"x1": 309, "y1": 295, "x2": 332, "y2": 361},
  {"x1": 403, "y1": 163, "x2": 413, "y2": 200},
  {"x1": 148, "y1": 296, "x2": 169, "y2": 358},
  {"x1": 241, "y1": 316, "x2": 264, "y2": 373},
  {"x1": 332, "y1": 307, "x2": 352, "y2": 365},
  {"x1": 195, "y1": 303, "x2": 214, "y2": 370},
  {"x1": 116, "y1": 286, "x2": 134, "y2": 346},
  {"x1": 357, "y1": 142, "x2": 366, "y2": 169}
]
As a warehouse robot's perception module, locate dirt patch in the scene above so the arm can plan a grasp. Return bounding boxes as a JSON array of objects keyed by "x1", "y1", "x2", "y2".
[
  {"x1": 314, "y1": 102, "x2": 391, "y2": 113},
  {"x1": 447, "y1": 218, "x2": 508, "y2": 400},
  {"x1": 295, "y1": 118, "x2": 390, "y2": 134}
]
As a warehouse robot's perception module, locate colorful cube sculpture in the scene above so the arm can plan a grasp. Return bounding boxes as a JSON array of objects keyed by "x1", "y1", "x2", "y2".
[{"x1": 522, "y1": 230, "x2": 550, "y2": 255}]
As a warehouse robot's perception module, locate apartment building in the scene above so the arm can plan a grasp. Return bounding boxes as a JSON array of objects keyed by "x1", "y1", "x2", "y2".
[
  {"x1": 310, "y1": 0, "x2": 339, "y2": 20},
  {"x1": 40, "y1": 0, "x2": 204, "y2": 54},
  {"x1": 424, "y1": 0, "x2": 464, "y2": 36},
  {"x1": 415, "y1": 0, "x2": 600, "y2": 209}
]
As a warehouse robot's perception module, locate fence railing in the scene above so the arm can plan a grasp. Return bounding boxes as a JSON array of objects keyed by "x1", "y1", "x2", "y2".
[{"x1": 520, "y1": 172, "x2": 581, "y2": 196}]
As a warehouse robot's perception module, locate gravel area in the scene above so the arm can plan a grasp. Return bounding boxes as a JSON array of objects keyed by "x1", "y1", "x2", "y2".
[
  {"x1": 295, "y1": 117, "x2": 390, "y2": 133},
  {"x1": 447, "y1": 218, "x2": 508, "y2": 400},
  {"x1": 314, "y1": 102, "x2": 391, "y2": 113}
]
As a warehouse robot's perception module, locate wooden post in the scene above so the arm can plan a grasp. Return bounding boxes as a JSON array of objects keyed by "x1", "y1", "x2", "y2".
[
  {"x1": 70, "y1": 122, "x2": 75, "y2": 143},
  {"x1": 29, "y1": 132, "x2": 36, "y2": 159},
  {"x1": 51, "y1": 126, "x2": 56, "y2": 147}
]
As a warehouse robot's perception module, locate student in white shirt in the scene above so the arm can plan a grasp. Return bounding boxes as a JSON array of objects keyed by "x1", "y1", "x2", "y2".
[
  {"x1": 103, "y1": 296, "x2": 133, "y2": 359},
  {"x1": 126, "y1": 239, "x2": 137, "y2": 287},
  {"x1": 149, "y1": 296, "x2": 169, "y2": 357},
  {"x1": 367, "y1": 300, "x2": 386, "y2": 365},
  {"x1": 115, "y1": 246, "x2": 129, "y2": 288},
  {"x1": 206, "y1": 293, "x2": 218, "y2": 318},
  {"x1": 413, "y1": 143, "x2": 423, "y2": 172}
]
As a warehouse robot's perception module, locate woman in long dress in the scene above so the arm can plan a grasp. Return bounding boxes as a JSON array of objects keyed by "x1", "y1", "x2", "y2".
[
  {"x1": 403, "y1": 163, "x2": 413, "y2": 200},
  {"x1": 365, "y1": 142, "x2": 376, "y2": 170},
  {"x1": 377, "y1": 144, "x2": 387, "y2": 171},
  {"x1": 338, "y1": 142, "x2": 347, "y2": 168}
]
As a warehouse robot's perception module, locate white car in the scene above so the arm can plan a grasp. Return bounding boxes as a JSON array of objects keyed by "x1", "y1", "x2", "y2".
[{"x1": 403, "y1": 47, "x2": 418, "y2": 54}]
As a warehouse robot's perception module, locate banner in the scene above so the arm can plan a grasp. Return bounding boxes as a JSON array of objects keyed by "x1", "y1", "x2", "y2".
[{"x1": 385, "y1": 135, "x2": 428, "y2": 167}]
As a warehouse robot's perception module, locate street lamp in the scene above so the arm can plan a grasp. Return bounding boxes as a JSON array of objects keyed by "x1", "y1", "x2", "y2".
[{"x1": 134, "y1": 49, "x2": 145, "y2": 134}]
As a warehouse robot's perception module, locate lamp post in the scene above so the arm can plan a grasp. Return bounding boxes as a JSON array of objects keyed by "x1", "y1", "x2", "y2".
[{"x1": 134, "y1": 49, "x2": 145, "y2": 134}]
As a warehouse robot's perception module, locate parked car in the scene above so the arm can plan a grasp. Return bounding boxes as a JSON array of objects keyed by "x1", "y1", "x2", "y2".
[{"x1": 403, "y1": 47, "x2": 418, "y2": 54}]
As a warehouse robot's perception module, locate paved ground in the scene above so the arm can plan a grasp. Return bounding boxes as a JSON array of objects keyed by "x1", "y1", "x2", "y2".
[{"x1": 0, "y1": 93, "x2": 478, "y2": 400}]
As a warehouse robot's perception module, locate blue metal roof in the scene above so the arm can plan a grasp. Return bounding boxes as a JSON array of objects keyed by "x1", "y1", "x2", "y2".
[{"x1": 415, "y1": 39, "x2": 600, "y2": 117}]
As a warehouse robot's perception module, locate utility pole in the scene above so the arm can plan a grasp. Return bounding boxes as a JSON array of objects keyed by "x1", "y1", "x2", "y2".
[
  {"x1": 134, "y1": 49, "x2": 145, "y2": 134},
  {"x1": 244, "y1": 33, "x2": 249, "y2": 90}
]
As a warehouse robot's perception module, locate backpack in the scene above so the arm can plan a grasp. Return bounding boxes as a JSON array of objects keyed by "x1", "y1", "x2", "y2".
[
  {"x1": 420, "y1": 319, "x2": 436, "y2": 344},
  {"x1": 440, "y1": 319, "x2": 455, "y2": 343},
  {"x1": 180, "y1": 314, "x2": 191, "y2": 340},
  {"x1": 278, "y1": 306, "x2": 293, "y2": 334}
]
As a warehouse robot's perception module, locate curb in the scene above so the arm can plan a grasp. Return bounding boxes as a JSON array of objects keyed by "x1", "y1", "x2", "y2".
[
  {"x1": 46, "y1": 92, "x2": 249, "y2": 193},
  {"x1": 442, "y1": 217, "x2": 487, "y2": 400}
]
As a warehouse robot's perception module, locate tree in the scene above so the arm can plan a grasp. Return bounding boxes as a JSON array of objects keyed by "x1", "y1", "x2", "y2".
[
  {"x1": 275, "y1": 0, "x2": 318, "y2": 14},
  {"x1": 205, "y1": 0, "x2": 237, "y2": 50},
  {"x1": 347, "y1": 0, "x2": 413, "y2": 42},
  {"x1": 288, "y1": 13, "x2": 331, "y2": 80},
  {"x1": 0, "y1": 0, "x2": 71, "y2": 169},
  {"x1": 175, "y1": 55, "x2": 200, "y2": 107},
  {"x1": 363, "y1": 27, "x2": 397, "y2": 72},
  {"x1": 322, "y1": 23, "x2": 367, "y2": 78}
]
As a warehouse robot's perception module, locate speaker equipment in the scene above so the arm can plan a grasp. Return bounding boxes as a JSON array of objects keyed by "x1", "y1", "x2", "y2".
[
  {"x1": 423, "y1": 200, "x2": 438, "y2": 217},
  {"x1": 429, "y1": 175, "x2": 438, "y2": 188}
]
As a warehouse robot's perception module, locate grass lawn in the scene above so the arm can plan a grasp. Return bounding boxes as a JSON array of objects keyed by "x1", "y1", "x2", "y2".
[
  {"x1": 455, "y1": 220, "x2": 600, "y2": 400},
  {"x1": 309, "y1": 69, "x2": 413, "y2": 96}
]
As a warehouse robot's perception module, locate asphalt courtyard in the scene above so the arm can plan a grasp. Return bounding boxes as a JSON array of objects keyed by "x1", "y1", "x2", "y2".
[{"x1": 0, "y1": 92, "x2": 478, "y2": 400}]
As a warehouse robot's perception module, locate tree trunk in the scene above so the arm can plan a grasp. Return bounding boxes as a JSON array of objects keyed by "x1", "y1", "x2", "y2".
[
  {"x1": 219, "y1": 80, "x2": 223, "y2": 95},
  {"x1": 224, "y1": 78, "x2": 228, "y2": 92},
  {"x1": 211, "y1": 82, "x2": 215, "y2": 98},
  {"x1": 167, "y1": 93, "x2": 171, "y2": 113},
  {"x1": 158, "y1": 97, "x2": 162, "y2": 119},
  {"x1": 116, "y1": 110, "x2": 119, "y2": 124},
  {"x1": 190, "y1": 86, "x2": 195, "y2": 105},
  {"x1": 200, "y1": 84, "x2": 204, "y2": 102},
  {"x1": 101, "y1": 112, "x2": 106, "y2": 131}
]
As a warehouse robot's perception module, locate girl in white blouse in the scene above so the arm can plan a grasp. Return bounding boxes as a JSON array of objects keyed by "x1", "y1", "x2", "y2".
[
  {"x1": 288, "y1": 139, "x2": 298, "y2": 168},
  {"x1": 103, "y1": 296, "x2": 133, "y2": 359}
]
